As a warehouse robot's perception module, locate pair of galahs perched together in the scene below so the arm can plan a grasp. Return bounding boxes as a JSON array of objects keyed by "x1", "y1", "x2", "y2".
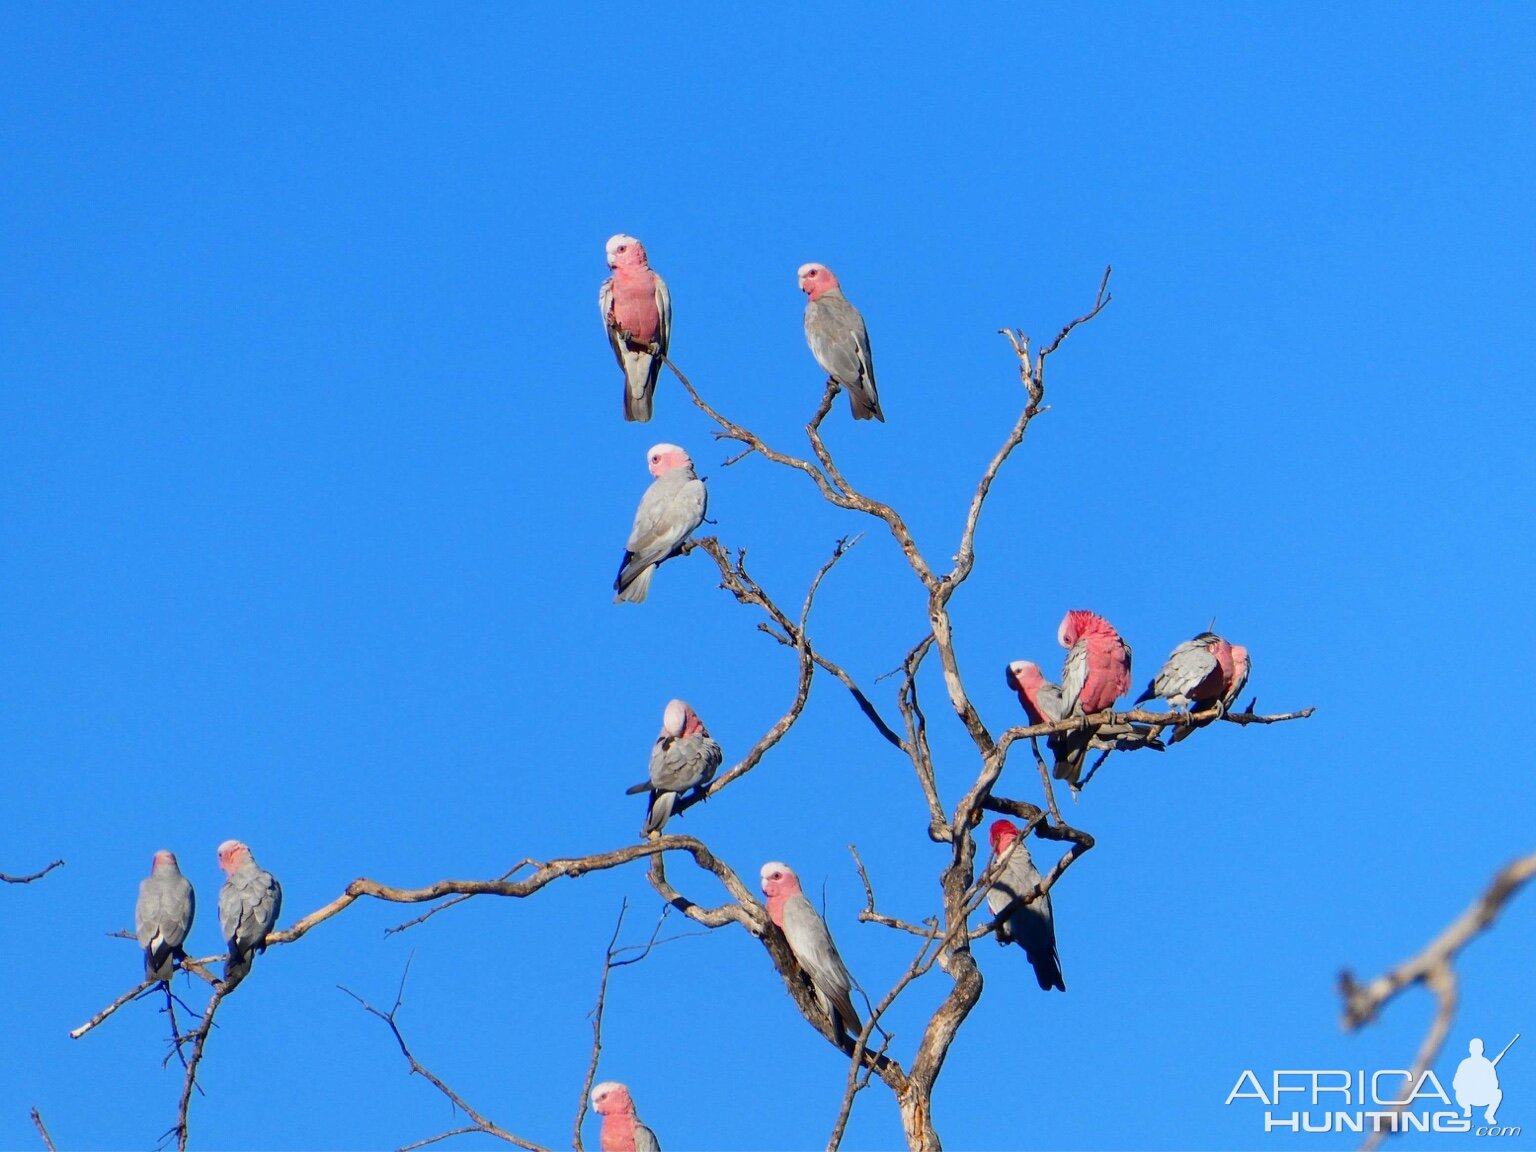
[
  {"x1": 599, "y1": 235, "x2": 883, "y2": 424},
  {"x1": 133, "y1": 840, "x2": 282, "y2": 992},
  {"x1": 1006, "y1": 610, "x2": 1252, "y2": 786}
]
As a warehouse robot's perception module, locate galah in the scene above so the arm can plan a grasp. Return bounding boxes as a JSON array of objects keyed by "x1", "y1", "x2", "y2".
[
  {"x1": 1055, "y1": 610, "x2": 1133, "y2": 785},
  {"x1": 135, "y1": 850, "x2": 195, "y2": 984},
  {"x1": 599, "y1": 234, "x2": 671, "y2": 423},
  {"x1": 760, "y1": 861, "x2": 863, "y2": 1038},
  {"x1": 985, "y1": 820, "x2": 1065, "y2": 992},
  {"x1": 625, "y1": 699, "x2": 723, "y2": 837},
  {"x1": 1006, "y1": 659, "x2": 1162, "y2": 755},
  {"x1": 217, "y1": 840, "x2": 282, "y2": 992},
  {"x1": 614, "y1": 444, "x2": 707, "y2": 604},
  {"x1": 1135, "y1": 632, "x2": 1234, "y2": 712},
  {"x1": 799, "y1": 263, "x2": 884, "y2": 421},
  {"x1": 591, "y1": 1081, "x2": 661, "y2": 1152}
]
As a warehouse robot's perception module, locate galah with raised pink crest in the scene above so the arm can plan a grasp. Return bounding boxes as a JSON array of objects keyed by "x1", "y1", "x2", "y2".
[
  {"x1": 626, "y1": 699, "x2": 723, "y2": 837},
  {"x1": 985, "y1": 819, "x2": 1065, "y2": 992},
  {"x1": 760, "y1": 861, "x2": 863, "y2": 1039},
  {"x1": 1055, "y1": 610, "x2": 1133, "y2": 785},
  {"x1": 600, "y1": 235, "x2": 671, "y2": 423},
  {"x1": 590, "y1": 1082, "x2": 660, "y2": 1152},
  {"x1": 799, "y1": 263, "x2": 884, "y2": 421},
  {"x1": 217, "y1": 839, "x2": 282, "y2": 992},
  {"x1": 135, "y1": 850, "x2": 195, "y2": 984},
  {"x1": 614, "y1": 444, "x2": 706, "y2": 604}
]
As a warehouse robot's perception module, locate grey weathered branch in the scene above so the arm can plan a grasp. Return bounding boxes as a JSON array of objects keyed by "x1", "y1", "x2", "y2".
[{"x1": 2, "y1": 859, "x2": 65, "y2": 884}]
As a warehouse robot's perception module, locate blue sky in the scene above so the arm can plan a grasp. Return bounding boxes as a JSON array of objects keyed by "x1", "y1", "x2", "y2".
[{"x1": 3, "y1": 4, "x2": 1533, "y2": 1149}]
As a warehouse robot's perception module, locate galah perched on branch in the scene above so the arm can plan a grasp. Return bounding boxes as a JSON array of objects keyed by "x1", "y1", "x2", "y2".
[
  {"x1": 799, "y1": 263, "x2": 884, "y2": 422},
  {"x1": 135, "y1": 850, "x2": 195, "y2": 984},
  {"x1": 985, "y1": 820, "x2": 1065, "y2": 992},
  {"x1": 760, "y1": 861, "x2": 864, "y2": 1040},
  {"x1": 1134, "y1": 632, "x2": 1242, "y2": 744},
  {"x1": 1055, "y1": 609, "x2": 1133, "y2": 786},
  {"x1": 625, "y1": 698, "x2": 723, "y2": 838},
  {"x1": 599, "y1": 234, "x2": 671, "y2": 423},
  {"x1": 591, "y1": 1082, "x2": 660, "y2": 1152},
  {"x1": 1006, "y1": 660, "x2": 1163, "y2": 758},
  {"x1": 614, "y1": 444, "x2": 707, "y2": 605},
  {"x1": 216, "y1": 840, "x2": 282, "y2": 992}
]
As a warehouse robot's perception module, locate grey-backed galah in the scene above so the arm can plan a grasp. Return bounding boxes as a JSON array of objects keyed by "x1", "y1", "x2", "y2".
[
  {"x1": 1006, "y1": 660, "x2": 1163, "y2": 756},
  {"x1": 135, "y1": 850, "x2": 195, "y2": 984},
  {"x1": 591, "y1": 1082, "x2": 661, "y2": 1152},
  {"x1": 614, "y1": 444, "x2": 707, "y2": 605},
  {"x1": 760, "y1": 861, "x2": 864, "y2": 1039},
  {"x1": 799, "y1": 263, "x2": 884, "y2": 422},
  {"x1": 985, "y1": 819, "x2": 1065, "y2": 992},
  {"x1": 1055, "y1": 609, "x2": 1133, "y2": 786},
  {"x1": 217, "y1": 839, "x2": 282, "y2": 992},
  {"x1": 1134, "y1": 632, "x2": 1234, "y2": 744},
  {"x1": 600, "y1": 234, "x2": 671, "y2": 423},
  {"x1": 625, "y1": 698, "x2": 723, "y2": 837}
]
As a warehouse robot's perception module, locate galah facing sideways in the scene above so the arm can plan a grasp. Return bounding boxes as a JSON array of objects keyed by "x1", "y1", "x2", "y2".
[
  {"x1": 986, "y1": 820, "x2": 1065, "y2": 992},
  {"x1": 217, "y1": 840, "x2": 282, "y2": 992},
  {"x1": 760, "y1": 861, "x2": 864, "y2": 1039},
  {"x1": 625, "y1": 699, "x2": 723, "y2": 837},
  {"x1": 1132, "y1": 632, "x2": 1241, "y2": 744},
  {"x1": 599, "y1": 234, "x2": 671, "y2": 423},
  {"x1": 590, "y1": 1082, "x2": 660, "y2": 1152},
  {"x1": 1006, "y1": 659, "x2": 1163, "y2": 757},
  {"x1": 614, "y1": 444, "x2": 707, "y2": 605},
  {"x1": 1055, "y1": 609, "x2": 1133, "y2": 786},
  {"x1": 799, "y1": 263, "x2": 884, "y2": 422},
  {"x1": 135, "y1": 850, "x2": 195, "y2": 984}
]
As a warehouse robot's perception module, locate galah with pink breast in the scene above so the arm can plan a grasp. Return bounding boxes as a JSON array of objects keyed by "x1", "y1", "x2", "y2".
[{"x1": 600, "y1": 234, "x2": 671, "y2": 422}]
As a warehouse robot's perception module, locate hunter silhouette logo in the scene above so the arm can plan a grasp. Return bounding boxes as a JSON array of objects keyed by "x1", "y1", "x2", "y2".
[
  {"x1": 1226, "y1": 1031, "x2": 1522, "y2": 1137},
  {"x1": 1454, "y1": 1035, "x2": 1518, "y2": 1125}
]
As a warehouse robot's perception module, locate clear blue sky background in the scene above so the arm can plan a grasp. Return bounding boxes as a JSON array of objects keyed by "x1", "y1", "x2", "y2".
[{"x1": 3, "y1": 5, "x2": 1533, "y2": 1150}]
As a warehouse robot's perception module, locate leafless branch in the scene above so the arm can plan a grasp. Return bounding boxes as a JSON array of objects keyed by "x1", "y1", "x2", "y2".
[
  {"x1": 2, "y1": 859, "x2": 65, "y2": 884},
  {"x1": 169, "y1": 984, "x2": 225, "y2": 1152},
  {"x1": 343, "y1": 963, "x2": 550, "y2": 1152},
  {"x1": 30, "y1": 1107, "x2": 56, "y2": 1152},
  {"x1": 1338, "y1": 850, "x2": 1535, "y2": 1150},
  {"x1": 387, "y1": 860, "x2": 540, "y2": 935}
]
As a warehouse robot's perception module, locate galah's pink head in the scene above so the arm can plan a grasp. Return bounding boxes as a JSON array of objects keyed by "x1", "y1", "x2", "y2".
[
  {"x1": 797, "y1": 262, "x2": 841, "y2": 301},
  {"x1": 151, "y1": 849, "x2": 179, "y2": 874},
  {"x1": 217, "y1": 839, "x2": 252, "y2": 875},
  {"x1": 605, "y1": 234, "x2": 648, "y2": 269},
  {"x1": 989, "y1": 819, "x2": 1021, "y2": 854},
  {"x1": 645, "y1": 443, "x2": 691, "y2": 479},
  {"x1": 1058, "y1": 609, "x2": 1111, "y2": 648},
  {"x1": 590, "y1": 1081, "x2": 635, "y2": 1116},
  {"x1": 1006, "y1": 660, "x2": 1044, "y2": 693},
  {"x1": 760, "y1": 861, "x2": 802, "y2": 899}
]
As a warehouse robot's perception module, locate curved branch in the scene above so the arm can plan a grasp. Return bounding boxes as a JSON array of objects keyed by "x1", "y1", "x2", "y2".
[{"x1": 2, "y1": 859, "x2": 64, "y2": 884}]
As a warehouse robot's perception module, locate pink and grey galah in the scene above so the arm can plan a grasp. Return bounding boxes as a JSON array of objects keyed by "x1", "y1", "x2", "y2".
[
  {"x1": 600, "y1": 234, "x2": 671, "y2": 423},
  {"x1": 1133, "y1": 632, "x2": 1241, "y2": 744},
  {"x1": 799, "y1": 263, "x2": 884, "y2": 422},
  {"x1": 614, "y1": 444, "x2": 707, "y2": 605},
  {"x1": 985, "y1": 819, "x2": 1065, "y2": 992},
  {"x1": 216, "y1": 839, "x2": 282, "y2": 992},
  {"x1": 760, "y1": 861, "x2": 864, "y2": 1039},
  {"x1": 1055, "y1": 609, "x2": 1133, "y2": 786},
  {"x1": 590, "y1": 1081, "x2": 660, "y2": 1152},
  {"x1": 625, "y1": 699, "x2": 723, "y2": 837},
  {"x1": 135, "y1": 850, "x2": 195, "y2": 984}
]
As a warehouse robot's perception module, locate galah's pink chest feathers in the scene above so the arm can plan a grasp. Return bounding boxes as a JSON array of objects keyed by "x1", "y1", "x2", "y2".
[
  {"x1": 600, "y1": 1113, "x2": 636, "y2": 1152},
  {"x1": 1081, "y1": 634, "x2": 1129, "y2": 710},
  {"x1": 765, "y1": 889, "x2": 790, "y2": 927},
  {"x1": 610, "y1": 268, "x2": 660, "y2": 342}
]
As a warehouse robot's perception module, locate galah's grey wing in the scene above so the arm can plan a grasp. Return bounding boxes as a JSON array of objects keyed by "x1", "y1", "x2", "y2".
[
  {"x1": 1060, "y1": 641, "x2": 1088, "y2": 714},
  {"x1": 635, "y1": 1122, "x2": 662, "y2": 1152},
  {"x1": 599, "y1": 277, "x2": 626, "y2": 370},
  {"x1": 653, "y1": 273, "x2": 671, "y2": 359},
  {"x1": 692, "y1": 735, "x2": 723, "y2": 788},
  {"x1": 616, "y1": 475, "x2": 706, "y2": 601},
  {"x1": 1035, "y1": 681, "x2": 1067, "y2": 722},
  {"x1": 806, "y1": 297, "x2": 882, "y2": 420},
  {"x1": 993, "y1": 848, "x2": 1065, "y2": 991},
  {"x1": 256, "y1": 870, "x2": 282, "y2": 951},
  {"x1": 781, "y1": 893, "x2": 863, "y2": 1036},
  {"x1": 1158, "y1": 642, "x2": 1220, "y2": 703}
]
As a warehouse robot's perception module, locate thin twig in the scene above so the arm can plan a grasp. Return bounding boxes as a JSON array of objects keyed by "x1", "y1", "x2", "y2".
[
  {"x1": 30, "y1": 1107, "x2": 56, "y2": 1152},
  {"x1": 171, "y1": 984, "x2": 225, "y2": 1152},
  {"x1": 573, "y1": 901, "x2": 631, "y2": 1151},
  {"x1": 2, "y1": 859, "x2": 65, "y2": 884}
]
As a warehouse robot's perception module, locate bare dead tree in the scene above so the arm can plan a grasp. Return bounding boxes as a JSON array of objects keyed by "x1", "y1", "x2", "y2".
[
  {"x1": 72, "y1": 268, "x2": 1315, "y2": 1150},
  {"x1": 1338, "y1": 849, "x2": 1536, "y2": 1151}
]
